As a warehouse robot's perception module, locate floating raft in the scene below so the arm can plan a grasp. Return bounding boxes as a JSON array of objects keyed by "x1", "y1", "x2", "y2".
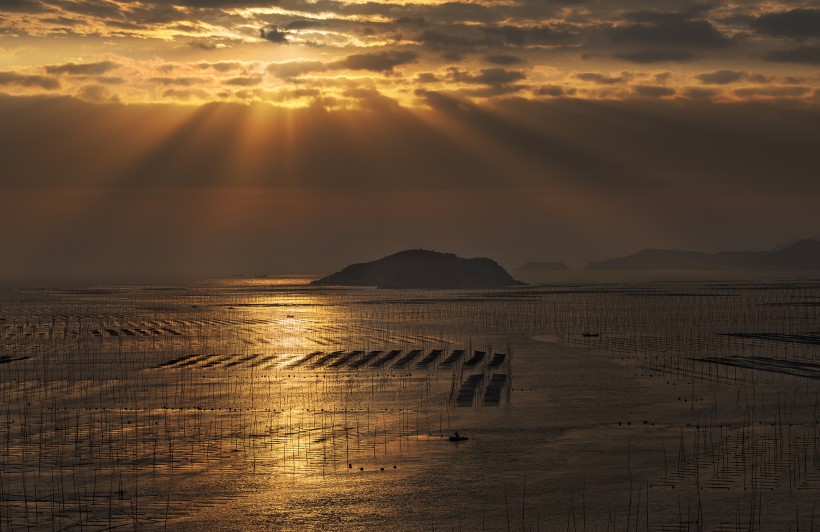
[
  {"x1": 288, "y1": 351, "x2": 323, "y2": 367},
  {"x1": 150, "y1": 346, "x2": 512, "y2": 382},
  {"x1": 483, "y1": 374, "x2": 508, "y2": 406},
  {"x1": 393, "y1": 349, "x2": 423, "y2": 368},
  {"x1": 349, "y1": 350, "x2": 382, "y2": 368},
  {"x1": 455, "y1": 374, "x2": 485, "y2": 406},
  {"x1": 370, "y1": 349, "x2": 402, "y2": 368},
  {"x1": 329, "y1": 350, "x2": 363, "y2": 368},
  {"x1": 440, "y1": 349, "x2": 466, "y2": 367},
  {"x1": 487, "y1": 353, "x2": 507, "y2": 369},
  {"x1": 417, "y1": 349, "x2": 443, "y2": 367},
  {"x1": 463, "y1": 350, "x2": 486, "y2": 368}
]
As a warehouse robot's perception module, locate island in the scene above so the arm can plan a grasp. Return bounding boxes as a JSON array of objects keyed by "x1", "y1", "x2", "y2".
[
  {"x1": 586, "y1": 238, "x2": 820, "y2": 271},
  {"x1": 311, "y1": 249, "x2": 524, "y2": 289},
  {"x1": 517, "y1": 261, "x2": 571, "y2": 272}
]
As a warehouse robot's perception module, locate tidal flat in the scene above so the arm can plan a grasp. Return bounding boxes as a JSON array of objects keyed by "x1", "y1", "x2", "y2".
[{"x1": 2, "y1": 274, "x2": 820, "y2": 530}]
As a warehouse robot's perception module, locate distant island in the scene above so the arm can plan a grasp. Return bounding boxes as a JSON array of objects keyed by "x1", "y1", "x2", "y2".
[
  {"x1": 517, "y1": 261, "x2": 571, "y2": 272},
  {"x1": 311, "y1": 249, "x2": 524, "y2": 289},
  {"x1": 586, "y1": 238, "x2": 820, "y2": 271}
]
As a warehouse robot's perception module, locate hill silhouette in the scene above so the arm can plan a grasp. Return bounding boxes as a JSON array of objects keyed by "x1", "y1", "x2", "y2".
[
  {"x1": 517, "y1": 261, "x2": 571, "y2": 272},
  {"x1": 586, "y1": 239, "x2": 820, "y2": 271},
  {"x1": 311, "y1": 250, "x2": 523, "y2": 288}
]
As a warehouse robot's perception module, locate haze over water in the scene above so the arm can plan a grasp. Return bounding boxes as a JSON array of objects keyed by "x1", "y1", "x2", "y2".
[{"x1": 1, "y1": 274, "x2": 820, "y2": 529}]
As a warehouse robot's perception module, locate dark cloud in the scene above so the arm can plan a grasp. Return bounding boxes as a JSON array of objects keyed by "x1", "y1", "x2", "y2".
[
  {"x1": 697, "y1": 70, "x2": 745, "y2": 84},
  {"x1": 751, "y1": 9, "x2": 820, "y2": 39},
  {"x1": 614, "y1": 50, "x2": 695, "y2": 63},
  {"x1": 146, "y1": 0, "x2": 280, "y2": 6},
  {"x1": 485, "y1": 54, "x2": 523, "y2": 65},
  {"x1": 484, "y1": 24, "x2": 579, "y2": 46},
  {"x1": 418, "y1": 28, "x2": 487, "y2": 49},
  {"x1": 45, "y1": 61, "x2": 119, "y2": 76},
  {"x1": 189, "y1": 40, "x2": 220, "y2": 50},
  {"x1": 267, "y1": 60, "x2": 326, "y2": 79},
  {"x1": 335, "y1": 51, "x2": 418, "y2": 72},
  {"x1": 418, "y1": 22, "x2": 577, "y2": 51},
  {"x1": 149, "y1": 76, "x2": 207, "y2": 86},
  {"x1": 734, "y1": 86, "x2": 811, "y2": 99},
  {"x1": 575, "y1": 72, "x2": 632, "y2": 85},
  {"x1": 286, "y1": 19, "x2": 320, "y2": 30},
  {"x1": 225, "y1": 75, "x2": 263, "y2": 86},
  {"x1": 450, "y1": 67, "x2": 526, "y2": 86},
  {"x1": 632, "y1": 85, "x2": 676, "y2": 98},
  {"x1": 0, "y1": 71, "x2": 60, "y2": 90},
  {"x1": 611, "y1": 12, "x2": 728, "y2": 48},
  {"x1": 197, "y1": 61, "x2": 245, "y2": 72},
  {"x1": 764, "y1": 46, "x2": 820, "y2": 65},
  {"x1": 260, "y1": 27, "x2": 288, "y2": 43},
  {"x1": 0, "y1": 0, "x2": 50, "y2": 13},
  {"x1": 415, "y1": 72, "x2": 438, "y2": 83},
  {"x1": 683, "y1": 87, "x2": 719, "y2": 99},
  {"x1": 535, "y1": 85, "x2": 576, "y2": 97},
  {"x1": 395, "y1": 16, "x2": 426, "y2": 28},
  {"x1": 55, "y1": 0, "x2": 123, "y2": 20}
]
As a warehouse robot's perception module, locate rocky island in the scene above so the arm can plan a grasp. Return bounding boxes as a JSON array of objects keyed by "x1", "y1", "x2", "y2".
[{"x1": 311, "y1": 249, "x2": 524, "y2": 289}]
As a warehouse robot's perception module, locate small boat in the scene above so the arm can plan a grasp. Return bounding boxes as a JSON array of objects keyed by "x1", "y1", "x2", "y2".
[{"x1": 449, "y1": 435, "x2": 468, "y2": 442}]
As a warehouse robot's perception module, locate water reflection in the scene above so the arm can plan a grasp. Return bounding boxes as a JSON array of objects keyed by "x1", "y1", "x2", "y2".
[{"x1": 3, "y1": 276, "x2": 820, "y2": 529}]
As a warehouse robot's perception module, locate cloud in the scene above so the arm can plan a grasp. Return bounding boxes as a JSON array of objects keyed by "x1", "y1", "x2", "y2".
[
  {"x1": 0, "y1": 71, "x2": 59, "y2": 90},
  {"x1": 683, "y1": 87, "x2": 719, "y2": 99},
  {"x1": 764, "y1": 46, "x2": 820, "y2": 65},
  {"x1": 0, "y1": 0, "x2": 50, "y2": 13},
  {"x1": 197, "y1": 61, "x2": 245, "y2": 72},
  {"x1": 535, "y1": 85, "x2": 576, "y2": 97},
  {"x1": 76, "y1": 84, "x2": 119, "y2": 103},
  {"x1": 418, "y1": 23, "x2": 578, "y2": 50},
  {"x1": 161, "y1": 88, "x2": 210, "y2": 100},
  {"x1": 697, "y1": 70, "x2": 745, "y2": 85},
  {"x1": 484, "y1": 24, "x2": 579, "y2": 46},
  {"x1": 610, "y1": 12, "x2": 728, "y2": 48},
  {"x1": 485, "y1": 54, "x2": 523, "y2": 65},
  {"x1": 450, "y1": 67, "x2": 526, "y2": 86},
  {"x1": 750, "y1": 9, "x2": 820, "y2": 39},
  {"x1": 260, "y1": 27, "x2": 288, "y2": 43},
  {"x1": 267, "y1": 60, "x2": 327, "y2": 79},
  {"x1": 286, "y1": 20, "x2": 321, "y2": 31},
  {"x1": 334, "y1": 51, "x2": 418, "y2": 72},
  {"x1": 574, "y1": 72, "x2": 633, "y2": 85},
  {"x1": 614, "y1": 50, "x2": 695, "y2": 64},
  {"x1": 149, "y1": 76, "x2": 207, "y2": 86},
  {"x1": 225, "y1": 75, "x2": 263, "y2": 86},
  {"x1": 45, "y1": 61, "x2": 119, "y2": 76},
  {"x1": 632, "y1": 85, "x2": 675, "y2": 98},
  {"x1": 734, "y1": 86, "x2": 811, "y2": 99}
]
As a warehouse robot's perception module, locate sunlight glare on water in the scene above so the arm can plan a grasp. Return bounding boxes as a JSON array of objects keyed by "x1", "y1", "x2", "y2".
[{"x1": 2, "y1": 274, "x2": 820, "y2": 529}]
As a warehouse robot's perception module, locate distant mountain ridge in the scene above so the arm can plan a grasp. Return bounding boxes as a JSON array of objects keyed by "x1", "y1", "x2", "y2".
[
  {"x1": 517, "y1": 261, "x2": 571, "y2": 272},
  {"x1": 586, "y1": 239, "x2": 820, "y2": 271},
  {"x1": 312, "y1": 249, "x2": 524, "y2": 288}
]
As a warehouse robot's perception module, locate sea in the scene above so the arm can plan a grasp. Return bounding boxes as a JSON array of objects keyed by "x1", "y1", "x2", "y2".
[{"x1": 1, "y1": 272, "x2": 820, "y2": 530}]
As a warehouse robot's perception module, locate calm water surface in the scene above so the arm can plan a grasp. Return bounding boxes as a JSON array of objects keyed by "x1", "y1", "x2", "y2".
[{"x1": 2, "y1": 274, "x2": 820, "y2": 530}]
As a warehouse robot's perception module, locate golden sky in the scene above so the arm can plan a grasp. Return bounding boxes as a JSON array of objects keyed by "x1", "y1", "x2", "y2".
[
  {"x1": 0, "y1": 1, "x2": 819, "y2": 280},
  {"x1": 0, "y1": 0, "x2": 818, "y2": 106}
]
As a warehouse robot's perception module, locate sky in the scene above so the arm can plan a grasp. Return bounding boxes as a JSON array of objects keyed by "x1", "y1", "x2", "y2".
[{"x1": 1, "y1": 0, "x2": 819, "y2": 280}]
